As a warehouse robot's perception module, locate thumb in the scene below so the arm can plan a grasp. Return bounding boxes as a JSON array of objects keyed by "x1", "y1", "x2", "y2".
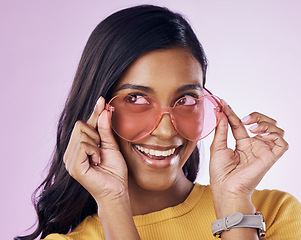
[
  {"x1": 210, "y1": 111, "x2": 229, "y2": 154},
  {"x1": 97, "y1": 109, "x2": 119, "y2": 150}
]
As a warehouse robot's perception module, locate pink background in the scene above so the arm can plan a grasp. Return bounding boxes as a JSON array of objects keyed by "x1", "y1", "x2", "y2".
[{"x1": 1, "y1": 1, "x2": 300, "y2": 239}]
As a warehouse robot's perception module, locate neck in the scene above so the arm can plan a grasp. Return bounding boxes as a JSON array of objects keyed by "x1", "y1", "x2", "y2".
[{"x1": 128, "y1": 174, "x2": 193, "y2": 216}]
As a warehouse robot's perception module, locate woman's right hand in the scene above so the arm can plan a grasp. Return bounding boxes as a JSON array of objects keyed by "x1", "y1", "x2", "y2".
[
  {"x1": 64, "y1": 97, "x2": 140, "y2": 239},
  {"x1": 63, "y1": 96, "x2": 128, "y2": 203}
]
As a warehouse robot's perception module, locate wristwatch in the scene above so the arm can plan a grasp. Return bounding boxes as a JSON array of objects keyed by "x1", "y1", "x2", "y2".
[{"x1": 211, "y1": 212, "x2": 266, "y2": 238}]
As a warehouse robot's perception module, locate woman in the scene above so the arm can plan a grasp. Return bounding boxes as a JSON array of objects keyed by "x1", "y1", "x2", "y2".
[{"x1": 16, "y1": 4, "x2": 301, "y2": 240}]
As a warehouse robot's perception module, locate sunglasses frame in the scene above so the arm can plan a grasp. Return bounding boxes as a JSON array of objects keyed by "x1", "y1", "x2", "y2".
[{"x1": 105, "y1": 88, "x2": 223, "y2": 142}]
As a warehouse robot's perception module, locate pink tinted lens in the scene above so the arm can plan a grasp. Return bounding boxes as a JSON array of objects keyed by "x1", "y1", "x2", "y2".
[
  {"x1": 172, "y1": 95, "x2": 223, "y2": 141},
  {"x1": 108, "y1": 95, "x2": 161, "y2": 141}
]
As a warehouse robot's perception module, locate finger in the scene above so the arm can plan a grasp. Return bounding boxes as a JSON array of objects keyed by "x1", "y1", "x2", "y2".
[
  {"x1": 248, "y1": 121, "x2": 285, "y2": 137},
  {"x1": 67, "y1": 142, "x2": 101, "y2": 176},
  {"x1": 65, "y1": 138, "x2": 100, "y2": 167},
  {"x1": 223, "y1": 100, "x2": 249, "y2": 141},
  {"x1": 97, "y1": 109, "x2": 119, "y2": 150},
  {"x1": 74, "y1": 120, "x2": 101, "y2": 145},
  {"x1": 241, "y1": 112, "x2": 277, "y2": 126},
  {"x1": 87, "y1": 96, "x2": 105, "y2": 129},
  {"x1": 210, "y1": 112, "x2": 229, "y2": 153},
  {"x1": 261, "y1": 132, "x2": 289, "y2": 160},
  {"x1": 78, "y1": 142, "x2": 101, "y2": 166},
  {"x1": 75, "y1": 131, "x2": 100, "y2": 148},
  {"x1": 64, "y1": 121, "x2": 100, "y2": 165}
]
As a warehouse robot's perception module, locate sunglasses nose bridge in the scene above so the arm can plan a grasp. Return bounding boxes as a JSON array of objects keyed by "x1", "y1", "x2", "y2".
[
  {"x1": 159, "y1": 107, "x2": 176, "y2": 124},
  {"x1": 150, "y1": 107, "x2": 178, "y2": 139}
]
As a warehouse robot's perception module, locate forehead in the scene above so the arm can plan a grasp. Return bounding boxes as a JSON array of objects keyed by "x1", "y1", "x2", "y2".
[{"x1": 114, "y1": 48, "x2": 203, "y2": 95}]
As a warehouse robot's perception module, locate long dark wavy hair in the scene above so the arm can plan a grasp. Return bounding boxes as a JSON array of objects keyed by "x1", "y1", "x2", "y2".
[{"x1": 16, "y1": 5, "x2": 208, "y2": 240}]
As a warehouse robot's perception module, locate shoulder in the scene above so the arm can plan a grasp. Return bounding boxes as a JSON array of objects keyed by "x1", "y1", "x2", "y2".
[
  {"x1": 252, "y1": 188, "x2": 301, "y2": 214},
  {"x1": 252, "y1": 189, "x2": 301, "y2": 238},
  {"x1": 42, "y1": 215, "x2": 104, "y2": 240}
]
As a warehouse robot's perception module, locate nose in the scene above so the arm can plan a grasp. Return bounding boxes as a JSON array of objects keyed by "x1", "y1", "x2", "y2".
[{"x1": 150, "y1": 113, "x2": 178, "y2": 140}]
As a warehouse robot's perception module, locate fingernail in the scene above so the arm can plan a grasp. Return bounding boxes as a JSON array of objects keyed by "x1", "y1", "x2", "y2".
[
  {"x1": 222, "y1": 99, "x2": 229, "y2": 106},
  {"x1": 96, "y1": 96, "x2": 103, "y2": 106},
  {"x1": 248, "y1": 123, "x2": 258, "y2": 131},
  {"x1": 222, "y1": 99, "x2": 231, "y2": 110},
  {"x1": 241, "y1": 115, "x2": 251, "y2": 123}
]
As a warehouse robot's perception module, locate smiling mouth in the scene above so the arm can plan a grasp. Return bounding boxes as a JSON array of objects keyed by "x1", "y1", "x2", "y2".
[{"x1": 133, "y1": 145, "x2": 180, "y2": 160}]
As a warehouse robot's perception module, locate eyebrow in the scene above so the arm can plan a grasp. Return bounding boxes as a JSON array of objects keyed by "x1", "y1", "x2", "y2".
[
  {"x1": 176, "y1": 84, "x2": 203, "y2": 93},
  {"x1": 115, "y1": 83, "x2": 203, "y2": 94},
  {"x1": 115, "y1": 84, "x2": 155, "y2": 93}
]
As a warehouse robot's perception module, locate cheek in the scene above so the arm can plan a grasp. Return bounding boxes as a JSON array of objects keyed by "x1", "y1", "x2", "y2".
[
  {"x1": 114, "y1": 137, "x2": 139, "y2": 172},
  {"x1": 180, "y1": 141, "x2": 198, "y2": 165},
  {"x1": 115, "y1": 136, "x2": 131, "y2": 158}
]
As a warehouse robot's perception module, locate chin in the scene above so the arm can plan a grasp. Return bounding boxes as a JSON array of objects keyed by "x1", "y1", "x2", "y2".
[{"x1": 129, "y1": 165, "x2": 184, "y2": 192}]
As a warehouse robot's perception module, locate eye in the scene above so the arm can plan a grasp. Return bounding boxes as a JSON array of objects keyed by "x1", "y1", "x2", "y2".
[
  {"x1": 124, "y1": 93, "x2": 150, "y2": 105},
  {"x1": 176, "y1": 95, "x2": 198, "y2": 106}
]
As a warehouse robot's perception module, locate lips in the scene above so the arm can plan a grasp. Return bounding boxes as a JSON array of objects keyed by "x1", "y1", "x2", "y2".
[{"x1": 133, "y1": 144, "x2": 181, "y2": 168}]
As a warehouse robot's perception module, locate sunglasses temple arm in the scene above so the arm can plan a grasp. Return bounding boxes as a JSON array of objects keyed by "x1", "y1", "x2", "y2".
[{"x1": 105, "y1": 103, "x2": 115, "y2": 112}]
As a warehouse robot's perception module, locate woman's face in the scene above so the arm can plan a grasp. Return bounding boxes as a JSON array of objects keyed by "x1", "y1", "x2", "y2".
[{"x1": 111, "y1": 48, "x2": 203, "y2": 191}]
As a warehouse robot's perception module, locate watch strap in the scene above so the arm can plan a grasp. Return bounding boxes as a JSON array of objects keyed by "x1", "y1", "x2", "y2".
[{"x1": 211, "y1": 212, "x2": 266, "y2": 237}]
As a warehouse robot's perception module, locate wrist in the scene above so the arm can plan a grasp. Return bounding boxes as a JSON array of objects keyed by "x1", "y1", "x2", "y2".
[
  {"x1": 96, "y1": 191, "x2": 140, "y2": 240},
  {"x1": 94, "y1": 183, "x2": 129, "y2": 204},
  {"x1": 212, "y1": 192, "x2": 255, "y2": 219},
  {"x1": 97, "y1": 190, "x2": 131, "y2": 216}
]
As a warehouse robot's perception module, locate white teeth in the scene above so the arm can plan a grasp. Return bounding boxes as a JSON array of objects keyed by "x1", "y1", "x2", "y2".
[
  {"x1": 136, "y1": 145, "x2": 176, "y2": 157},
  {"x1": 154, "y1": 150, "x2": 160, "y2": 156}
]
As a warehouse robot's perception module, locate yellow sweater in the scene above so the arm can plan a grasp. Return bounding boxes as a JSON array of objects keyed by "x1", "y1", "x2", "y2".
[{"x1": 44, "y1": 184, "x2": 301, "y2": 239}]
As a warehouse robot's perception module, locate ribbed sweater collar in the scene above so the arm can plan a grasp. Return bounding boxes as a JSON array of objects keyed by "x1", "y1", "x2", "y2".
[{"x1": 133, "y1": 183, "x2": 205, "y2": 227}]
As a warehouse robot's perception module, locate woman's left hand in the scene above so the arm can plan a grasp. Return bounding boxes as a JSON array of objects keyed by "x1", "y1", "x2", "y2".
[{"x1": 209, "y1": 100, "x2": 288, "y2": 218}]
